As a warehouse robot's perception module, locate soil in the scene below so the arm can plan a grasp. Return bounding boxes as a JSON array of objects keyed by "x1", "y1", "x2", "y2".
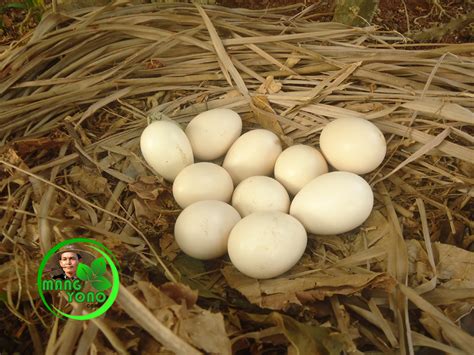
[
  {"x1": 1, "y1": 0, "x2": 473, "y2": 44},
  {"x1": 1, "y1": 1, "x2": 473, "y2": 44},
  {"x1": 219, "y1": 0, "x2": 474, "y2": 43}
]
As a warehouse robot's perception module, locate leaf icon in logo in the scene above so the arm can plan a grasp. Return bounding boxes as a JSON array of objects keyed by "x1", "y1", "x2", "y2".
[
  {"x1": 77, "y1": 263, "x2": 93, "y2": 281},
  {"x1": 91, "y1": 257, "x2": 107, "y2": 277},
  {"x1": 90, "y1": 275, "x2": 112, "y2": 291}
]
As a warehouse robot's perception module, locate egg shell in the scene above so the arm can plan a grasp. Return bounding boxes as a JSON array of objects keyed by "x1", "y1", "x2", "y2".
[
  {"x1": 274, "y1": 144, "x2": 328, "y2": 195},
  {"x1": 223, "y1": 129, "x2": 282, "y2": 184},
  {"x1": 320, "y1": 117, "x2": 386, "y2": 174},
  {"x1": 173, "y1": 163, "x2": 234, "y2": 208},
  {"x1": 185, "y1": 108, "x2": 242, "y2": 160},
  {"x1": 174, "y1": 200, "x2": 241, "y2": 260},
  {"x1": 227, "y1": 211, "x2": 307, "y2": 279},
  {"x1": 232, "y1": 176, "x2": 290, "y2": 217},
  {"x1": 290, "y1": 171, "x2": 373, "y2": 235},
  {"x1": 140, "y1": 120, "x2": 194, "y2": 182}
]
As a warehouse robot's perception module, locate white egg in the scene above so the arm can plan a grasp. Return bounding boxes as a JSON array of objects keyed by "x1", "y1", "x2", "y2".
[
  {"x1": 223, "y1": 129, "x2": 282, "y2": 184},
  {"x1": 320, "y1": 117, "x2": 386, "y2": 174},
  {"x1": 173, "y1": 163, "x2": 234, "y2": 208},
  {"x1": 274, "y1": 144, "x2": 328, "y2": 196},
  {"x1": 231, "y1": 176, "x2": 290, "y2": 217},
  {"x1": 227, "y1": 212, "x2": 307, "y2": 279},
  {"x1": 290, "y1": 171, "x2": 373, "y2": 235},
  {"x1": 140, "y1": 120, "x2": 194, "y2": 182},
  {"x1": 174, "y1": 200, "x2": 241, "y2": 260},
  {"x1": 185, "y1": 108, "x2": 242, "y2": 160}
]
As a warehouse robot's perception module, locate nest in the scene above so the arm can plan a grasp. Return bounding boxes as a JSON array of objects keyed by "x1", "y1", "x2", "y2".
[{"x1": 0, "y1": 1, "x2": 473, "y2": 354}]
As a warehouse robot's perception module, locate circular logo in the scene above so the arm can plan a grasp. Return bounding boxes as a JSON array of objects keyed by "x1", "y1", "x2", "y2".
[{"x1": 37, "y1": 238, "x2": 120, "y2": 320}]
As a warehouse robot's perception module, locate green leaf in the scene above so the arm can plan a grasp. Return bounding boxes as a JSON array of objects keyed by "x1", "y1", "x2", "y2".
[
  {"x1": 76, "y1": 263, "x2": 93, "y2": 281},
  {"x1": 4, "y1": 3, "x2": 26, "y2": 10},
  {"x1": 90, "y1": 275, "x2": 112, "y2": 291},
  {"x1": 91, "y1": 257, "x2": 107, "y2": 277}
]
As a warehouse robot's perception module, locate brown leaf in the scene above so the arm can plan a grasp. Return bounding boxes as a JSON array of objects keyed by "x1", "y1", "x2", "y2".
[
  {"x1": 406, "y1": 239, "x2": 434, "y2": 287},
  {"x1": 132, "y1": 198, "x2": 179, "y2": 223},
  {"x1": 179, "y1": 309, "x2": 232, "y2": 355},
  {"x1": 283, "y1": 52, "x2": 301, "y2": 68},
  {"x1": 69, "y1": 166, "x2": 109, "y2": 195},
  {"x1": 420, "y1": 312, "x2": 444, "y2": 342},
  {"x1": 242, "y1": 312, "x2": 350, "y2": 355},
  {"x1": 250, "y1": 95, "x2": 293, "y2": 146},
  {"x1": 159, "y1": 233, "x2": 180, "y2": 261},
  {"x1": 137, "y1": 281, "x2": 176, "y2": 310},
  {"x1": 2, "y1": 14, "x2": 13, "y2": 29},
  {"x1": 160, "y1": 282, "x2": 198, "y2": 308},
  {"x1": 0, "y1": 148, "x2": 29, "y2": 186},
  {"x1": 129, "y1": 175, "x2": 164, "y2": 200},
  {"x1": 256, "y1": 76, "x2": 282, "y2": 94},
  {"x1": 435, "y1": 242, "x2": 474, "y2": 288},
  {"x1": 12, "y1": 132, "x2": 70, "y2": 156},
  {"x1": 221, "y1": 266, "x2": 262, "y2": 306},
  {"x1": 137, "y1": 281, "x2": 231, "y2": 354},
  {"x1": 223, "y1": 265, "x2": 395, "y2": 310}
]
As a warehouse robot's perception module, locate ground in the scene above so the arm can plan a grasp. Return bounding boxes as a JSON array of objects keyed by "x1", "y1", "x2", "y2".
[
  {"x1": 220, "y1": 0, "x2": 473, "y2": 43},
  {"x1": 1, "y1": 0, "x2": 473, "y2": 44}
]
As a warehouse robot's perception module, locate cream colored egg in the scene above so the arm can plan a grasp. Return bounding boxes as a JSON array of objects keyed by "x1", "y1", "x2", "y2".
[
  {"x1": 320, "y1": 117, "x2": 386, "y2": 174},
  {"x1": 232, "y1": 176, "x2": 290, "y2": 217},
  {"x1": 274, "y1": 144, "x2": 328, "y2": 195},
  {"x1": 290, "y1": 171, "x2": 373, "y2": 235},
  {"x1": 228, "y1": 212, "x2": 307, "y2": 279},
  {"x1": 185, "y1": 108, "x2": 242, "y2": 160},
  {"x1": 174, "y1": 200, "x2": 241, "y2": 260},
  {"x1": 140, "y1": 120, "x2": 194, "y2": 182},
  {"x1": 223, "y1": 129, "x2": 282, "y2": 184},
  {"x1": 173, "y1": 163, "x2": 234, "y2": 208}
]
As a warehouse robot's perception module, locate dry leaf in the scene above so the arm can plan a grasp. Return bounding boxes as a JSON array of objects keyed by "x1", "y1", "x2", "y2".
[
  {"x1": 12, "y1": 132, "x2": 70, "y2": 156},
  {"x1": 251, "y1": 95, "x2": 293, "y2": 146},
  {"x1": 283, "y1": 52, "x2": 301, "y2": 68},
  {"x1": 420, "y1": 312, "x2": 444, "y2": 341},
  {"x1": 69, "y1": 166, "x2": 108, "y2": 195},
  {"x1": 257, "y1": 76, "x2": 282, "y2": 94},
  {"x1": 129, "y1": 175, "x2": 164, "y2": 200},
  {"x1": 435, "y1": 243, "x2": 474, "y2": 288},
  {"x1": 179, "y1": 309, "x2": 231, "y2": 355},
  {"x1": 138, "y1": 281, "x2": 176, "y2": 310},
  {"x1": 251, "y1": 95, "x2": 285, "y2": 134},
  {"x1": 242, "y1": 312, "x2": 350, "y2": 355},
  {"x1": 159, "y1": 233, "x2": 180, "y2": 261},
  {"x1": 223, "y1": 265, "x2": 395, "y2": 310},
  {"x1": 132, "y1": 198, "x2": 178, "y2": 223},
  {"x1": 406, "y1": 239, "x2": 434, "y2": 287},
  {"x1": 160, "y1": 282, "x2": 198, "y2": 308},
  {"x1": 136, "y1": 281, "x2": 231, "y2": 354}
]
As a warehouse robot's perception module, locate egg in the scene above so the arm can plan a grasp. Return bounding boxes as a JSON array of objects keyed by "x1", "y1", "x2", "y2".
[
  {"x1": 223, "y1": 129, "x2": 282, "y2": 184},
  {"x1": 290, "y1": 171, "x2": 373, "y2": 235},
  {"x1": 173, "y1": 163, "x2": 234, "y2": 208},
  {"x1": 140, "y1": 120, "x2": 194, "y2": 182},
  {"x1": 320, "y1": 117, "x2": 386, "y2": 174},
  {"x1": 174, "y1": 200, "x2": 241, "y2": 260},
  {"x1": 227, "y1": 211, "x2": 307, "y2": 279},
  {"x1": 231, "y1": 176, "x2": 290, "y2": 217},
  {"x1": 185, "y1": 108, "x2": 242, "y2": 160},
  {"x1": 274, "y1": 144, "x2": 328, "y2": 195}
]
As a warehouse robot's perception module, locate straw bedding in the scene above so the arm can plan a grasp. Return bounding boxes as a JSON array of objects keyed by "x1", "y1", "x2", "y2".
[{"x1": 0, "y1": 1, "x2": 473, "y2": 353}]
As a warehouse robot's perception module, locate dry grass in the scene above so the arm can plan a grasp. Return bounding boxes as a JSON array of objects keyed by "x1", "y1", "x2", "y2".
[{"x1": 0, "y1": 1, "x2": 473, "y2": 354}]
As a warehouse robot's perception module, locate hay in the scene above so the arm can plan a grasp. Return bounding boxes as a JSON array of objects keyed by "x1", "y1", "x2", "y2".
[{"x1": 0, "y1": 1, "x2": 473, "y2": 353}]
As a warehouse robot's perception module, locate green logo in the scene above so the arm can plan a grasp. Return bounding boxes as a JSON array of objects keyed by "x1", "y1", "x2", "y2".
[
  {"x1": 37, "y1": 238, "x2": 120, "y2": 320},
  {"x1": 77, "y1": 258, "x2": 112, "y2": 291}
]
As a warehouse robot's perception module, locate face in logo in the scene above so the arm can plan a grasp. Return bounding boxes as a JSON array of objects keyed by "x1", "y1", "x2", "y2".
[{"x1": 59, "y1": 251, "x2": 81, "y2": 279}]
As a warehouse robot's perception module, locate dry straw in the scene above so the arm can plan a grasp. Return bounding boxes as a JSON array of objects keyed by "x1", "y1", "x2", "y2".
[{"x1": 0, "y1": 1, "x2": 473, "y2": 354}]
